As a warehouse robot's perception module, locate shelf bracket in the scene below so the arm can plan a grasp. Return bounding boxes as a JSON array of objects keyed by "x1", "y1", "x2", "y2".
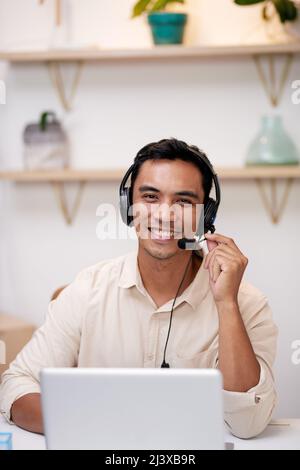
[
  {"x1": 255, "y1": 177, "x2": 294, "y2": 224},
  {"x1": 47, "y1": 60, "x2": 84, "y2": 112},
  {"x1": 51, "y1": 181, "x2": 86, "y2": 225},
  {"x1": 253, "y1": 53, "x2": 294, "y2": 107},
  {"x1": 39, "y1": 0, "x2": 62, "y2": 27}
]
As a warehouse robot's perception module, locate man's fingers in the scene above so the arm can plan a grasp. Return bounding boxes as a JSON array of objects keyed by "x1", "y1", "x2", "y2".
[
  {"x1": 204, "y1": 245, "x2": 236, "y2": 270},
  {"x1": 206, "y1": 238, "x2": 218, "y2": 253},
  {"x1": 212, "y1": 256, "x2": 222, "y2": 283},
  {"x1": 208, "y1": 251, "x2": 231, "y2": 283},
  {"x1": 205, "y1": 232, "x2": 243, "y2": 255},
  {"x1": 206, "y1": 248, "x2": 246, "y2": 282},
  {"x1": 208, "y1": 252, "x2": 221, "y2": 283},
  {"x1": 213, "y1": 244, "x2": 239, "y2": 258}
]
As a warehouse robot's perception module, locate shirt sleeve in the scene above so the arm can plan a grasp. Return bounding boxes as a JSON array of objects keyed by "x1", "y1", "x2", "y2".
[
  {"x1": 0, "y1": 272, "x2": 89, "y2": 424},
  {"x1": 222, "y1": 292, "x2": 278, "y2": 439}
]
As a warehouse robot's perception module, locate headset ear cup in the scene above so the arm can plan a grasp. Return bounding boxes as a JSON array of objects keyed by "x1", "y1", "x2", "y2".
[
  {"x1": 120, "y1": 187, "x2": 134, "y2": 227},
  {"x1": 204, "y1": 198, "x2": 217, "y2": 233},
  {"x1": 120, "y1": 192, "x2": 129, "y2": 226}
]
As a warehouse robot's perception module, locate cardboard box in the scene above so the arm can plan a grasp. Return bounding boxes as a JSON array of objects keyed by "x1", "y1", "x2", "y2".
[{"x1": 0, "y1": 314, "x2": 36, "y2": 380}]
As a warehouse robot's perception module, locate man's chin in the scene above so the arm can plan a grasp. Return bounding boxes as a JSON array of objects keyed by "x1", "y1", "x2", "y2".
[{"x1": 141, "y1": 240, "x2": 180, "y2": 260}]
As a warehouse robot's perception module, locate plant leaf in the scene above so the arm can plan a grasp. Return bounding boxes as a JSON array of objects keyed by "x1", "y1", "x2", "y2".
[
  {"x1": 283, "y1": 0, "x2": 298, "y2": 21},
  {"x1": 272, "y1": 0, "x2": 298, "y2": 22},
  {"x1": 132, "y1": 0, "x2": 153, "y2": 18},
  {"x1": 234, "y1": 0, "x2": 266, "y2": 5},
  {"x1": 151, "y1": 0, "x2": 185, "y2": 13}
]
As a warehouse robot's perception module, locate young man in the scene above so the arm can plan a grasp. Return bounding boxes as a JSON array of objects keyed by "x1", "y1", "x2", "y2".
[{"x1": 0, "y1": 139, "x2": 277, "y2": 438}]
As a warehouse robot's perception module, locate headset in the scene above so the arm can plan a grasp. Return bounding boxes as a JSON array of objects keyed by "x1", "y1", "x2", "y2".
[{"x1": 119, "y1": 147, "x2": 221, "y2": 247}]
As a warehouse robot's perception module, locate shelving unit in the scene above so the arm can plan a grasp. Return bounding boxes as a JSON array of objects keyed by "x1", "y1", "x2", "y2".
[
  {"x1": 1, "y1": 42, "x2": 299, "y2": 223},
  {"x1": 0, "y1": 166, "x2": 298, "y2": 225},
  {"x1": 1, "y1": 42, "x2": 299, "y2": 109}
]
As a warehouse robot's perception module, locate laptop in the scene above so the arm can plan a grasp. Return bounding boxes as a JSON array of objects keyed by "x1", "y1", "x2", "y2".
[{"x1": 41, "y1": 368, "x2": 224, "y2": 450}]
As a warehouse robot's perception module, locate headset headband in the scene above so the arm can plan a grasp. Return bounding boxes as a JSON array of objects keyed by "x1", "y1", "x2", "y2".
[{"x1": 120, "y1": 150, "x2": 221, "y2": 210}]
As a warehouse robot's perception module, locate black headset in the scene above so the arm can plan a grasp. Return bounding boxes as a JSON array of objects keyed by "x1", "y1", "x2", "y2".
[{"x1": 119, "y1": 147, "x2": 221, "y2": 245}]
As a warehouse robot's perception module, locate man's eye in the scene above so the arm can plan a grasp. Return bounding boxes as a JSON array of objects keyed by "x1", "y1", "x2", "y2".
[
  {"x1": 143, "y1": 194, "x2": 158, "y2": 201},
  {"x1": 177, "y1": 199, "x2": 192, "y2": 205}
]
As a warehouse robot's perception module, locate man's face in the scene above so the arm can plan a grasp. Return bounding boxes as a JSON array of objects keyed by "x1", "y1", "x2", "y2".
[{"x1": 132, "y1": 159, "x2": 205, "y2": 260}]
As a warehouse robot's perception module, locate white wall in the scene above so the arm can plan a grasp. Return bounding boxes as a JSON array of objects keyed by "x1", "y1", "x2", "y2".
[{"x1": 0, "y1": 0, "x2": 299, "y2": 418}]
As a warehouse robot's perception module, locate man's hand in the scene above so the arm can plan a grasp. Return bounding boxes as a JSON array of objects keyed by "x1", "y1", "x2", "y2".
[
  {"x1": 204, "y1": 232, "x2": 248, "y2": 305},
  {"x1": 203, "y1": 233, "x2": 260, "y2": 392}
]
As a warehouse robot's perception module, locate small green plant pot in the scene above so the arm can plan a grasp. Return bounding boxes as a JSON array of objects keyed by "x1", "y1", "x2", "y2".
[{"x1": 147, "y1": 12, "x2": 187, "y2": 45}]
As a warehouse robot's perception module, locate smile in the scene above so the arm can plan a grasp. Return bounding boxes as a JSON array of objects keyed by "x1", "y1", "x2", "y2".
[{"x1": 148, "y1": 227, "x2": 179, "y2": 241}]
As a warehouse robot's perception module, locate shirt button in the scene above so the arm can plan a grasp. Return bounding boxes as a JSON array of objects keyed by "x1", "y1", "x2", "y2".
[{"x1": 147, "y1": 354, "x2": 154, "y2": 361}]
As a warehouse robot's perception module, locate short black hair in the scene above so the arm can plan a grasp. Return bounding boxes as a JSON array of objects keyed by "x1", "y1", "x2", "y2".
[{"x1": 130, "y1": 138, "x2": 213, "y2": 203}]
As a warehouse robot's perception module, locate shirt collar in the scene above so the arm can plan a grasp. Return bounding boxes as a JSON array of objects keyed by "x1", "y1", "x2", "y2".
[{"x1": 118, "y1": 250, "x2": 210, "y2": 312}]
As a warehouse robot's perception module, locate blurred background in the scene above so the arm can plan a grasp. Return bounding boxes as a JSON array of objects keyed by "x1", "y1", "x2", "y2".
[{"x1": 0, "y1": 0, "x2": 299, "y2": 418}]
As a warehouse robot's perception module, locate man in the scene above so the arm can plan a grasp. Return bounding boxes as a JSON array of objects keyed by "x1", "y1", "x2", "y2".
[{"x1": 0, "y1": 139, "x2": 277, "y2": 438}]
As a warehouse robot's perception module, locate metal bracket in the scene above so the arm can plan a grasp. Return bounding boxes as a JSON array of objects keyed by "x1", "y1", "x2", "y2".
[
  {"x1": 255, "y1": 177, "x2": 294, "y2": 224},
  {"x1": 51, "y1": 181, "x2": 86, "y2": 225},
  {"x1": 253, "y1": 53, "x2": 294, "y2": 107},
  {"x1": 48, "y1": 61, "x2": 84, "y2": 112},
  {"x1": 39, "y1": 0, "x2": 62, "y2": 26}
]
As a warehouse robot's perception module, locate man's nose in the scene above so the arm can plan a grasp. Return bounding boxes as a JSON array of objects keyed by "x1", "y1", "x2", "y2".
[{"x1": 152, "y1": 202, "x2": 180, "y2": 226}]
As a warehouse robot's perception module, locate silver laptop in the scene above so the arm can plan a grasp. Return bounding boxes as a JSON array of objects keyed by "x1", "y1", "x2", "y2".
[{"x1": 41, "y1": 368, "x2": 224, "y2": 450}]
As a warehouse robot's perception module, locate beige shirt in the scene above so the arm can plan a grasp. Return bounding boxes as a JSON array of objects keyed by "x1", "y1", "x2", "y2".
[{"x1": 0, "y1": 251, "x2": 278, "y2": 439}]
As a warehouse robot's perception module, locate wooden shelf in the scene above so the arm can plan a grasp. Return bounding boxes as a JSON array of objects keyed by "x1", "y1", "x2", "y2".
[
  {"x1": 216, "y1": 165, "x2": 300, "y2": 179},
  {"x1": 1, "y1": 42, "x2": 300, "y2": 63},
  {"x1": 0, "y1": 166, "x2": 298, "y2": 225},
  {"x1": 0, "y1": 166, "x2": 299, "y2": 182},
  {"x1": 0, "y1": 169, "x2": 125, "y2": 182}
]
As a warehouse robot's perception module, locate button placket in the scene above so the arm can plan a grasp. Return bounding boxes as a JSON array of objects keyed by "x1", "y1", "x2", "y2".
[{"x1": 144, "y1": 313, "x2": 159, "y2": 366}]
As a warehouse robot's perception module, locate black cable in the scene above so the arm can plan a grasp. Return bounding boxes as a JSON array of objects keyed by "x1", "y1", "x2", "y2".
[{"x1": 161, "y1": 254, "x2": 194, "y2": 368}]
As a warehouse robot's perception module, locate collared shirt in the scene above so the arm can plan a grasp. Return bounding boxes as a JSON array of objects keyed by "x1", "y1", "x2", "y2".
[{"x1": 0, "y1": 251, "x2": 278, "y2": 439}]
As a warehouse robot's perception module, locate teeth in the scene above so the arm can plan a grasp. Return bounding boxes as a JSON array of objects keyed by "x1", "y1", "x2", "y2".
[{"x1": 151, "y1": 229, "x2": 174, "y2": 238}]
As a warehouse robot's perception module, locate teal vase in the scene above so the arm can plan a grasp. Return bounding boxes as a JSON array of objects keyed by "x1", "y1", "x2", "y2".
[
  {"x1": 246, "y1": 115, "x2": 299, "y2": 166},
  {"x1": 147, "y1": 12, "x2": 187, "y2": 45}
]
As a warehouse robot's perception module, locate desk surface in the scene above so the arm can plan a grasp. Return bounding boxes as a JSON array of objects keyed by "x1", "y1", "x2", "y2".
[{"x1": 1, "y1": 416, "x2": 299, "y2": 450}]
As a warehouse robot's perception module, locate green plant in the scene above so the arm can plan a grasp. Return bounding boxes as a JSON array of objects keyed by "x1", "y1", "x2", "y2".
[
  {"x1": 132, "y1": 0, "x2": 185, "y2": 18},
  {"x1": 234, "y1": 0, "x2": 298, "y2": 23}
]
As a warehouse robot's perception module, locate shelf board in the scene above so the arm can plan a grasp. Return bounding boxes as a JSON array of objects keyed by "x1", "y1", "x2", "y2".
[
  {"x1": 0, "y1": 169, "x2": 124, "y2": 182},
  {"x1": 216, "y1": 165, "x2": 300, "y2": 179},
  {"x1": 1, "y1": 42, "x2": 300, "y2": 63},
  {"x1": 0, "y1": 166, "x2": 299, "y2": 183}
]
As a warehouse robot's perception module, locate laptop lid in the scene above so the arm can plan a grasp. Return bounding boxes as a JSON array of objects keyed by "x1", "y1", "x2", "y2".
[{"x1": 41, "y1": 368, "x2": 224, "y2": 450}]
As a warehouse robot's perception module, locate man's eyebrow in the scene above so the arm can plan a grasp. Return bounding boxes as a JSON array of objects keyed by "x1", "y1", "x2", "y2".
[
  {"x1": 139, "y1": 185, "x2": 160, "y2": 193},
  {"x1": 139, "y1": 186, "x2": 200, "y2": 200},
  {"x1": 174, "y1": 191, "x2": 199, "y2": 200}
]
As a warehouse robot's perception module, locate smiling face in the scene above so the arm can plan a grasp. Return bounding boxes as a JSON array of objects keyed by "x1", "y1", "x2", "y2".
[{"x1": 132, "y1": 159, "x2": 205, "y2": 260}]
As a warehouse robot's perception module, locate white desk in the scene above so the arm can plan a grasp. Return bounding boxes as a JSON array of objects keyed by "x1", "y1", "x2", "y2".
[{"x1": 1, "y1": 416, "x2": 299, "y2": 450}]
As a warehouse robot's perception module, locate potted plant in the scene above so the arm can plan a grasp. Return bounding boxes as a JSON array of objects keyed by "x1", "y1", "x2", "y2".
[
  {"x1": 234, "y1": 0, "x2": 300, "y2": 39},
  {"x1": 132, "y1": 0, "x2": 188, "y2": 45}
]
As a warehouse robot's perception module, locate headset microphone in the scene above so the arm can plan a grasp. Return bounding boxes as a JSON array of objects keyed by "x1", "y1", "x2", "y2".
[{"x1": 177, "y1": 232, "x2": 214, "y2": 251}]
